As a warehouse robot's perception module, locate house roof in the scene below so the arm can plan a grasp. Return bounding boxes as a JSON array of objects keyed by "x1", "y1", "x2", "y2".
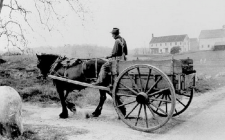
[
  {"x1": 150, "y1": 34, "x2": 187, "y2": 44},
  {"x1": 199, "y1": 29, "x2": 225, "y2": 39}
]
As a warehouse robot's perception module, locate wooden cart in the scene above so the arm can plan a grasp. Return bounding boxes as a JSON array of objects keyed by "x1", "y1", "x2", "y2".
[{"x1": 49, "y1": 58, "x2": 196, "y2": 132}]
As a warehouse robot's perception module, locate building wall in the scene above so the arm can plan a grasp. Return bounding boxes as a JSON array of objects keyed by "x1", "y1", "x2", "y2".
[
  {"x1": 149, "y1": 36, "x2": 190, "y2": 54},
  {"x1": 182, "y1": 36, "x2": 190, "y2": 52},
  {"x1": 199, "y1": 38, "x2": 225, "y2": 50}
]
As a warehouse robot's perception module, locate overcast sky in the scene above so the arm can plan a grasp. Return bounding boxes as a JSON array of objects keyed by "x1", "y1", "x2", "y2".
[{"x1": 1, "y1": 0, "x2": 225, "y2": 52}]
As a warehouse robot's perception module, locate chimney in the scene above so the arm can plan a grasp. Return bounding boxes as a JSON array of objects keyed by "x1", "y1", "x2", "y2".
[{"x1": 152, "y1": 34, "x2": 154, "y2": 38}]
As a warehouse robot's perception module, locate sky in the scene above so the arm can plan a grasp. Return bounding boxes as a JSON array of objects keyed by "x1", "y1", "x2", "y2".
[{"x1": 1, "y1": 0, "x2": 225, "y2": 52}]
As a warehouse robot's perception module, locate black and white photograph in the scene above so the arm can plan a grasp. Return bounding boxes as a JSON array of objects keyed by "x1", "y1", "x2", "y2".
[{"x1": 1, "y1": 0, "x2": 225, "y2": 139}]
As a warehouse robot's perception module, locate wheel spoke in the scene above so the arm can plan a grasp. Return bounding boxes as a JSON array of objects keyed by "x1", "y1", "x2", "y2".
[
  {"x1": 135, "y1": 104, "x2": 142, "y2": 126},
  {"x1": 148, "y1": 88, "x2": 169, "y2": 97},
  {"x1": 144, "y1": 104, "x2": 149, "y2": 128},
  {"x1": 150, "y1": 100, "x2": 168, "y2": 116},
  {"x1": 155, "y1": 94, "x2": 164, "y2": 112},
  {"x1": 120, "y1": 83, "x2": 138, "y2": 95},
  {"x1": 126, "y1": 73, "x2": 141, "y2": 93},
  {"x1": 116, "y1": 100, "x2": 136, "y2": 108},
  {"x1": 150, "y1": 91, "x2": 163, "y2": 103},
  {"x1": 146, "y1": 76, "x2": 162, "y2": 94},
  {"x1": 125, "y1": 103, "x2": 139, "y2": 118},
  {"x1": 175, "y1": 109, "x2": 178, "y2": 113},
  {"x1": 137, "y1": 67, "x2": 143, "y2": 91},
  {"x1": 117, "y1": 93, "x2": 136, "y2": 97},
  {"x1": 149, "y1": 98, "x2": 172, "y2": 103},
  {"x1": 176, "y1": 98, "x2": 186, "y2": 107},
  {"x1": 144, "y1": 69, "x2": 152, "y2": 92},
  {"x1": 165, "y1": 95, "x2": 168, "y2": 113},
  {"x1": 147, "y1": 104, "x2": 157, "y2": 120}
]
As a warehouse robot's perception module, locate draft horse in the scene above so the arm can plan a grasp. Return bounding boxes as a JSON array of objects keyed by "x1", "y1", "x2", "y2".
[{"x1": 36, "y1": 54, "x2": 125, "y2": 119}]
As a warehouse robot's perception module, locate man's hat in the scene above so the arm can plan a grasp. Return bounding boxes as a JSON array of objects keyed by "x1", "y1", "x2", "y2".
[{"x1": 110, "y1": 28, "x2": 120, "y2": 35}]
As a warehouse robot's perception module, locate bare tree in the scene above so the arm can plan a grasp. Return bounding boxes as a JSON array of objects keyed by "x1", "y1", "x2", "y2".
[{"x1": 0, "y1": 0, "x2": 89, "y2": 53}]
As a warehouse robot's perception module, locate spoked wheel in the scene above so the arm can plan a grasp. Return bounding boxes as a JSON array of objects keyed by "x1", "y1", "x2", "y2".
[
  {"x1": 153, "y1": 74, "x2": 195, "y2": 117},
  {"x1": 112, "y1": 64, "x2": 176, "y2": 132}
]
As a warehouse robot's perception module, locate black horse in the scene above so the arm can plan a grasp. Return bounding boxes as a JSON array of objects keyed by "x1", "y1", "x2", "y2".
[{"x1": 36, "y1": 53, "x2": 125, "y2": 119}]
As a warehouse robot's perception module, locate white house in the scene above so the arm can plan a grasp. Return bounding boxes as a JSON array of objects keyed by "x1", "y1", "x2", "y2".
[
  {"x1": 149, "y1": 34, "x2": 190, "y2": 54},
  {"x1": 199, "y1": 25, "x2": 225, "y2": 50}
]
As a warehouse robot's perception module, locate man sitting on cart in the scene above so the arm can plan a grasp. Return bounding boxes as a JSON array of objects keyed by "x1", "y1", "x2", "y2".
[{"x1": 92, "y1": 27, "x2": 128, "y2": 86}]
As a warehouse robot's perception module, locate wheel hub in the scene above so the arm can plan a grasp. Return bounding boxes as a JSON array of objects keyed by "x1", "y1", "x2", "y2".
[{"x1": 136, "y1": 92, "x2": 148, "y2": 104}]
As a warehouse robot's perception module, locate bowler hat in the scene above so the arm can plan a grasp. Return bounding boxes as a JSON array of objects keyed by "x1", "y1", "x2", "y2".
[{"x1": 110, "y1": 28, "x2": 120, "y2": 35}]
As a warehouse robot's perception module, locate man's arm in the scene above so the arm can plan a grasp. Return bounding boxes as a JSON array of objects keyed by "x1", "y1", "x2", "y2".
[{"x1": 106, "y1": 40, "x2": 120, "y2": 58}]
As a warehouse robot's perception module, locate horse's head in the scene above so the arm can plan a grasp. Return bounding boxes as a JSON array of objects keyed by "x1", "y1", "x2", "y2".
[{"x1": 36, "y1": 53, "x2": 59, "y2": 78}]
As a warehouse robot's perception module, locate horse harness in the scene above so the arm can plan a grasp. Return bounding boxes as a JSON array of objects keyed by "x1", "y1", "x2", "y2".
[{"x1": 49, "y1": 56, "x2": 100, "y2": 80}]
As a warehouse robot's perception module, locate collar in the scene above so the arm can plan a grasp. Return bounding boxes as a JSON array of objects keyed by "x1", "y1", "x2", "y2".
[{"x1": 114, "y1": 35, "x2": 121, "y2": 40}]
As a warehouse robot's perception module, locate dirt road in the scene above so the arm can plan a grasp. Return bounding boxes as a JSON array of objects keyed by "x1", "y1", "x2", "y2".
[{"x1": 23, "y1": 86, "x2": 225, "y2": 140}]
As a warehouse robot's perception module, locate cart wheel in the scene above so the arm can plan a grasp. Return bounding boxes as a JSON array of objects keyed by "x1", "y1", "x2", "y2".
[
  {"x1": 153, "y1": 74, "x2": 194, "y2": 117},
  {"x1": 173, "y1": 87, "x2": 194, "y2": 116},
  {"x1": 112, "y1": 64, "x2": 176, "y2": 132}
]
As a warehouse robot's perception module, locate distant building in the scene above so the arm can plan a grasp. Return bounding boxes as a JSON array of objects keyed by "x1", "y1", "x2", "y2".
[
  {"x1": 199, "y1": 25, "x2": 225, "y2": 50},
  {"x1": 189, "y1": 38, "x2": 199, "y2": 51},
  {"x1": 213, "y1": 41, "x2": 225, "y2": 51},
  {"x1": 149, "y1": 34, "x2": 190, "y2": 54}
]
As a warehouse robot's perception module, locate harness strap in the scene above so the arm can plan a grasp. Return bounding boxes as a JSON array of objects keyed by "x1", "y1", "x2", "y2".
[
  {"x1": 49, "y1": 56, "x2": 63, "y2": 75},
  {"x1": 95, "y1": 58, "x2": 98, "y2": 78}
]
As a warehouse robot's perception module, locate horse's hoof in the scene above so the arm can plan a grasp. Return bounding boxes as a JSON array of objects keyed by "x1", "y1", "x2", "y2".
[
  {"x1": 69, "y1": 107, "x2": 76, "y2": 114},
  {"x1": 85, "y1": 112, "x2": 100, "y2": 119},
  {"x1": 59, "y1": 113, "x2": 68, "y2": 119},
  {"x1": 91, "y1": 112, "x2": 101, "y2": 117}
]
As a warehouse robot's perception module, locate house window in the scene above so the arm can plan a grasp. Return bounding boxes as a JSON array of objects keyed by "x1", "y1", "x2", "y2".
[
  {"x1": 202, "y1": 45, "x2": 204, "y2": 48},
  {"x1": 180, "y1": 42, "x2": 182, "y2": 45},
  {"x1": 156, "y1": 44, "x2": 157, "y2": 46},
  {"x1": 208, "y1": 45, "x2": 210, "y2": 48},
  {"x1": 170, "y1": 42, "x2": 172, "y2": 46},
  {"x1": 160, "y1": 43, "x2": 162, "y2": 46},
  {"x1": 165, "y1": 43, "x2": 167, "y2": 46},
  {"x1": 175, "y1": 42, "x2": 177, "y2": 45}
]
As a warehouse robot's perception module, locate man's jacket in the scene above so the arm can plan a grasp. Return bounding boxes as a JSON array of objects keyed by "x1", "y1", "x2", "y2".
[{"x1": 110, "y1": 35, "x2": 128, "y2": 58}]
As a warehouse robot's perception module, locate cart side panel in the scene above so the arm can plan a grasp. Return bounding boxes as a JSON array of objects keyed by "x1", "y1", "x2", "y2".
[{"x1": 111, "y1": 59, "x2": 182, "y2": 75}]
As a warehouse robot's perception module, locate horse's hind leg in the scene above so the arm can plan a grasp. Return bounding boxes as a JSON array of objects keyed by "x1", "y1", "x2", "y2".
[
  {"x1": 64, "y1": 90, "x2": 76, "y2": 113},
  {"x1": 91, "y1": 90, "x2": 107, "y2": 117},
  {"x1": 56, "y1": 84, "x2": 68, "y2": 118}
]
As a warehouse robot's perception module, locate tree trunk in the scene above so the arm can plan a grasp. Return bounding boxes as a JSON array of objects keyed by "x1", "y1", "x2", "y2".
[{"x1": 0, "y1": 0, "x2": 3, "y2": 14}]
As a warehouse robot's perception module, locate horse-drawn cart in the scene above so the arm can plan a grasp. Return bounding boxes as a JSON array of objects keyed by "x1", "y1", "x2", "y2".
[{"x1": 48, "y1": 57, "x2": 196, "y2": 132}]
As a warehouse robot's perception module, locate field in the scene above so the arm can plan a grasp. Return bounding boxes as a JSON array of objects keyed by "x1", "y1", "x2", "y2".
[{"x1": 1, "y1": 50, "x2": 225, "y2": 139}]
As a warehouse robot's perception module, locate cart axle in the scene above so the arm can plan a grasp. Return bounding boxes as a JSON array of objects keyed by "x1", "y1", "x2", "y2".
[{"x1": 136, "y1": 92, "x2": 148, "y2": 104}]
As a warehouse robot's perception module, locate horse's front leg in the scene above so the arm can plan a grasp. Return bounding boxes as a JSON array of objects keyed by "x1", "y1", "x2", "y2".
[
  {"x1": 56, "y1": 84, "x2": 68, "y2": 119},
  {"x1": 91, "y1": 90, "x2": 107, "y2": 117}
]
